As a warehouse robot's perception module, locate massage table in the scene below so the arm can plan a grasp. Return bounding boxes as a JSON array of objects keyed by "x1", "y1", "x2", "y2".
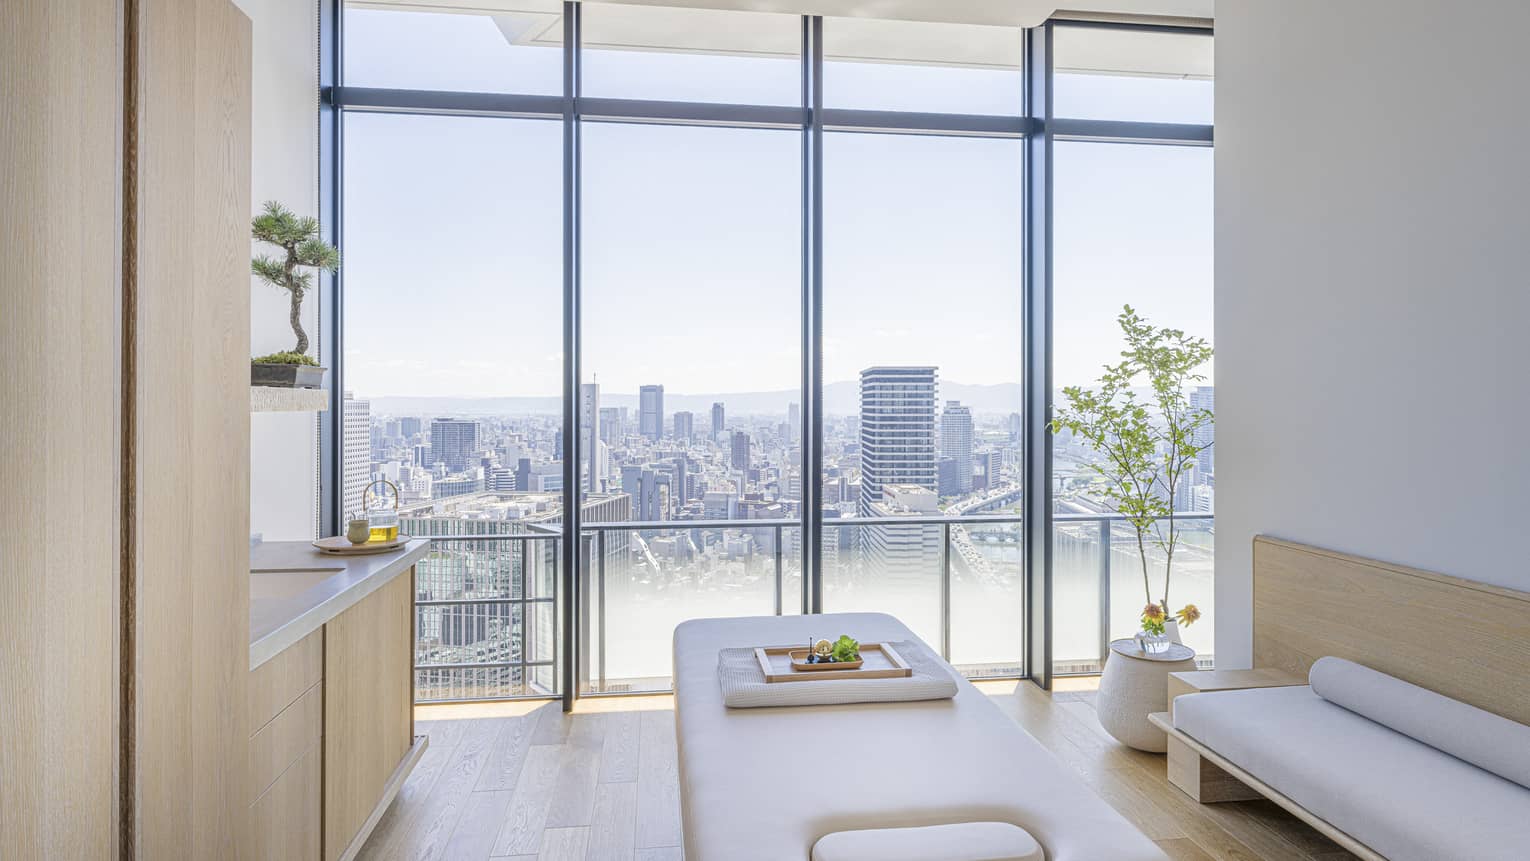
[{"x1": 673, "y1": 612, "x2": 1167, "y2": 860}]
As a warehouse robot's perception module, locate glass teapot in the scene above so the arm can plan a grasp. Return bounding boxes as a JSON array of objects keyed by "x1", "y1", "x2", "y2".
[{"x1": 362, "y1": 478, "x2": 401, "y2": 543}]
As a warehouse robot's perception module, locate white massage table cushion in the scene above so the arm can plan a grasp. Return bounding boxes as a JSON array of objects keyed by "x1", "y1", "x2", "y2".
[{"x1": 811, "y1": 822, "x2": 1044, "y2": 861}]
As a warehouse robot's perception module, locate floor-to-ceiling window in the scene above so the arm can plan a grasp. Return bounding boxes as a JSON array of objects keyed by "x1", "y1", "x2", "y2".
[
  {"x1": 331, "y1": 2, "x2": 1212, "y2": 702},
  {"x1": 1049, "y1": 23, "x2": 1214, "y2": 672}
]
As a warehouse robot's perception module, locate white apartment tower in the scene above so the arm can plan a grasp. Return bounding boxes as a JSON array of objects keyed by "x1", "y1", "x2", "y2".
[
  {"x1": 940, "y1": 400, "x2": 974, "y2": 496},
  {"x1": 858, "y1": 366, "x2": 939, "y2": 516},
  {"x1": 342, "y1": 391, "x2": 371, "y2": 518},
  {"x1": 580, "y1": 382, "x2": 601, "y2": 492}
]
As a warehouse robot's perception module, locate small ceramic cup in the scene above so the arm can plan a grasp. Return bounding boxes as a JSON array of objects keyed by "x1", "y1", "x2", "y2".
[{"x1": 345, "y1": 518, "x2": 370, "y2": 545}]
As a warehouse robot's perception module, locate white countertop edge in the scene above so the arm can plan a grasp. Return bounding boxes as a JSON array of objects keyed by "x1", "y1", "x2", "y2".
[{"x1": 249, "y1": 539, "x2": 431, "y2": 671}]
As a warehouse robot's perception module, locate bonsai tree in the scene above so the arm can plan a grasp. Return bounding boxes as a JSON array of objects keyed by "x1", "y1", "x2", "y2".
[
  {"x1": 1051, "y1": 305, "x2": 1213, "y2": 635},
  {"x1": 251, "y1": 200, "x2": 339, "y2": 363}
]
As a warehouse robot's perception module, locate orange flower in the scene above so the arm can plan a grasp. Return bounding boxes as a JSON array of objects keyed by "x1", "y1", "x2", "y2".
[
  {"x1": 1141, "y1": 603, "x2": 1166, "y2": 623},
  {"x1": 1176, "y1": 604, "x2": 1202, "y2": 626}
]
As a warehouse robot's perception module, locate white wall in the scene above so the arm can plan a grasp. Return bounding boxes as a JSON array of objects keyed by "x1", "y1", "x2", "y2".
[
  {"x1": 236, "y1": 0, "x2": 321, "y2": 540},
  {"x1": 1215, "y1": 0, "x2": 1530, "y2": 666}
]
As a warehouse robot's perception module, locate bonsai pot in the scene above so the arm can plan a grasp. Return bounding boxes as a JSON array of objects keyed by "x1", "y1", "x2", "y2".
[{"x1": 251, "y1": 363, "x2": 327, "y2": 389}]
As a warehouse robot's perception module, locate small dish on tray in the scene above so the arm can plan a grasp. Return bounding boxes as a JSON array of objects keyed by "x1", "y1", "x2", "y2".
[
  {"x1": 752, "y1": 643, "x2": 912, "y2": 683},
  {"x1": 788, "y1": 649, "x2": 863, "y2": 671}
]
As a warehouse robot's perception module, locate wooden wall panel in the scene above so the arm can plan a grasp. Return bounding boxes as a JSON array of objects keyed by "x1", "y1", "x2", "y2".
[
  {"x1": 0, "y1": 1, "x2": 123, "y2": 857},
  {"x1": 130, "y1": 0, "x2": 252, "y2": 856},
  {"x1": 1254, "y1": 535, "x2": 1530, "y2": 725}
]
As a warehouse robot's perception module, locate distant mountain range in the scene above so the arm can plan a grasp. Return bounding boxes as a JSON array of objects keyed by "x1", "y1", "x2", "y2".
[{"x1": 367, "y1": 380, "x2": 1027, "y2": 417}]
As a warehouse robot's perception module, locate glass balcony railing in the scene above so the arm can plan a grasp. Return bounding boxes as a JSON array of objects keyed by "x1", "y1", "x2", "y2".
[
  {"x1": 412, "y1": 533, "x2": 560, "y2": 703},
  {"x1": 408, "y1": 512, "x2": 1211, "y2": 702},
  {"x1": 580, "y1": 520, "x2": 803, "y2": 694},
  {"x1": 1053, "y1": 513, "x2": 1215, "y2": 674}
]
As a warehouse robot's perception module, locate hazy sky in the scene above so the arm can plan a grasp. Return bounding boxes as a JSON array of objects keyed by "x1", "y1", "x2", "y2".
[{"x1": 341, "y1": 7, "x2": 1212, "y2": 401}]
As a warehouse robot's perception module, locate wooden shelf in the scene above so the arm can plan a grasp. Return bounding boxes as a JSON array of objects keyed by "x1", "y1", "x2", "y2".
[{"x1": 251, "y1": 386, "x2": 329, "y2": 413}]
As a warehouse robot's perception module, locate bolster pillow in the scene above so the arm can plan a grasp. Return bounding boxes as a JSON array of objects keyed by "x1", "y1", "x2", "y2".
[{"x1": 1309, "y1": 656, "x2": 1530, "y2": 790}]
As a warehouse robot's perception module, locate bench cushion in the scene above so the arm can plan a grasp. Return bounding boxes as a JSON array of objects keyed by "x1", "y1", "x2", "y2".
[
  {"x1": 1174, "y1": 685, "x2": 1530, "y2": 861},
  {"x1": 674, "y1": 613, "x2": 1166, "y2": 861},
  {"x1": 812, "y1": 822, "x2": 1043, "y2": 861},
  {"x1": 1309, "y1": 656, "x2": 1530, "y2": 790}
]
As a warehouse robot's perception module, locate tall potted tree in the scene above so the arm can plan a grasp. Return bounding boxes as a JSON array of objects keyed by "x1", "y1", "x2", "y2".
[
  {"x1": 1051, "y1": 305, "x2": 1213, "y2": 652},
  {"x1": 250, "y1": 200, "x2": 340, "y2": 388}
]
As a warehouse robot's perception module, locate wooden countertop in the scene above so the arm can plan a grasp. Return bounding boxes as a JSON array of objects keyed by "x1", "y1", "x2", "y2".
[{"x1": 249, "y1": 539, "x2": 430, "y2": 670}]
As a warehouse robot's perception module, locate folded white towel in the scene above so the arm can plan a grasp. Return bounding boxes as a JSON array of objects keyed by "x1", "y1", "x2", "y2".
[{"x1": 718, "y1": 639, "x2": 958, "y2": 709}]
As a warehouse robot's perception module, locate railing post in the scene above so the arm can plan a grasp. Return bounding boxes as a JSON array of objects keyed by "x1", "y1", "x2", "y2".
[
  {"x1": 597, "y1": 531, "x2": 606, "y2": 691},
  {"x1": 774, "y1": 526, "x2": 784, "y2": 615},
  {"x1": 1098, "y1": 520, "x2": 1112, "y2": 670},
  {"x1": 941, "y1": 522, "x2": 952, "y2": 661}
]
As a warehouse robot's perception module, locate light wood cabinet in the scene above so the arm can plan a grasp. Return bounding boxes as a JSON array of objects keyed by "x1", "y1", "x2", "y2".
[
  {"x1": 246, "y1": 569, "x2": 419, "y2": 861},
  {"x1": 249, "y1": 744, "x2": 322, "y2": 861},
  {"x1": 324, "y1": 571, "x2": 418, "y2": 860}
]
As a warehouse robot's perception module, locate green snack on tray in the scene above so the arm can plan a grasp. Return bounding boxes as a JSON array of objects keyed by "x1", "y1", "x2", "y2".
[{"x1": 831, "y1": 635, "x2": 860, "y2": 663}]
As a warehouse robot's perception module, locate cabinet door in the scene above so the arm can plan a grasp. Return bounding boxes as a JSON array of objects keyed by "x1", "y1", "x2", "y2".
[
  {"x1": 249, "y1": 743, "x2": 321, "y2": 861},
  {"x1": 323, "y1": 570, "x2": 415, "y2": 860}
]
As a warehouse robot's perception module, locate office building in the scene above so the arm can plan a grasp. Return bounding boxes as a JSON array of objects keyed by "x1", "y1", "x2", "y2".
[
  {"x1": 429, "y1": 418, "x2": 479, "y2": 472},
  {"x1": 599, "y1": 406, "x2": 623, "y2": 443},
  {"x1": 1192, "y1": 385, "x2": 1215, "y2": 476},
  {"x1": 730, "y1": 430, "x2": 751, "y2": 473},
  {"x1": 711, "y1": 401, "x2": 726, "y2": 440},
  {"x1": 640, "y1": 384, "x2": 664, "y2": 440},
  {"x1": 673, "y1": 410, "x2": 694, "y2": 443}
]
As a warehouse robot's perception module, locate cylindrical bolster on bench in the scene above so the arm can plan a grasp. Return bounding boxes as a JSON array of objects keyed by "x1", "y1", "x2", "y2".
[
  {"x1": 1309, "y1": 656, "x2": 1530, "y2": 790},
  {"x1": 811, "y1": 822, "x2": 1043, "y2": 861}
]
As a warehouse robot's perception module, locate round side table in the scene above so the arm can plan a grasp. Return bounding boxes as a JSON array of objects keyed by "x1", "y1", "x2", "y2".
[{"x1": 1096, "y1": 638, "x2": 1196, "y2": 752}]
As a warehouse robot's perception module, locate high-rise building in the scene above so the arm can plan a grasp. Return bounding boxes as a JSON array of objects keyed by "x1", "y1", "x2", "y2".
[
  {"x1": 1191, "y1": 386, "x2": 1215, "y2": 476},
  {"x1": 864, "y1": 484, "x2": 943, "y2": 581},
  {"x1": 1007, "y1": 411, "x2": 1023, "y2": 442},
  {"x1": 710, "y1": 401, "x2": 725, "y2": 440},
  {"x1": 858, "y1": 366, "x2": 938, "y2": 515},
  {"x1": 580, "y1": 383, "x2": 600, "y2": 492},
  {"x1": 974, "y1": 449, "x2": 1003, "y2": 491},
  {"x1": 342, "y1": 392, "x2": 371, "y2": 518},
  {"x1": 639, "y1": 384, "x2": 664, "y2": 440},
  {"x1": 673, "y1": 410, "x2": 694, "y2": 443},
  {"x1": 399, "y1": 416, "x2": 422, "y2": 438},
  {"x1": 787, "y1": 402, "x2": 801, "y2": 443},
  {"x1": 598, "y1": 406, "x2": 623, "y2": 443},
  {"x1": 940, "y1": 400, "x2": 973, "y2": 496},
  {"x1": 430, "y1": 418, "x2": 479, "y2": 472},
  {"x1": 621, "y1": 465, "x2": 665, "y2": 521},
  {"x1": 937, "y1": 457, "x2": 960, "y2": 497},
  {"x1": 730, "y1": 430, "x2": 751, "y2": 472}
]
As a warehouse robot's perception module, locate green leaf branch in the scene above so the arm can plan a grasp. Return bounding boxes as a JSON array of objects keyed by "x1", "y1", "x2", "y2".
[{"x1": 1051, "y1": 305, "x2": 1213, "y2": 631}]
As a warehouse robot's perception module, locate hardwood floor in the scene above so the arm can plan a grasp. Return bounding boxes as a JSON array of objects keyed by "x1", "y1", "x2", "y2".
[{"x1": 357, "y1": 681, "x2": 1354, "y2": 861}]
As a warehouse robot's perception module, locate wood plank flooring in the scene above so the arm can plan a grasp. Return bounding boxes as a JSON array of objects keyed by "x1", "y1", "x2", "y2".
[{"x1": 358, "y1": 681, "x2": 1354, "y2": 861}]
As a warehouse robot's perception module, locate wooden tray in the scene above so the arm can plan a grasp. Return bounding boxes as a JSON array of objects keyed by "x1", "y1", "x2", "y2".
[
  {"x1": 753, "y1": 643, "x2": 912, "y2": 683},
  {"x1": 312, "y1": 535, "x2": 412, "y2": 555}
]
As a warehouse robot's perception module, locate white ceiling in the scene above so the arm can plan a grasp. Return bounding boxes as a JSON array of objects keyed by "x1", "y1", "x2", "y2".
[
  {"x1": 349, "y1": 0, "x2": 1212, "y2": 74},
  {"x1": 352, "y1": 0, "x2": 1213, "y2": 28}
]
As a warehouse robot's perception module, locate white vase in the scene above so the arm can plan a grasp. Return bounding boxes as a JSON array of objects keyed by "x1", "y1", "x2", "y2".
[{"x1": 1165, "y1": 618, "x2": 1183, "y2": 645}]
